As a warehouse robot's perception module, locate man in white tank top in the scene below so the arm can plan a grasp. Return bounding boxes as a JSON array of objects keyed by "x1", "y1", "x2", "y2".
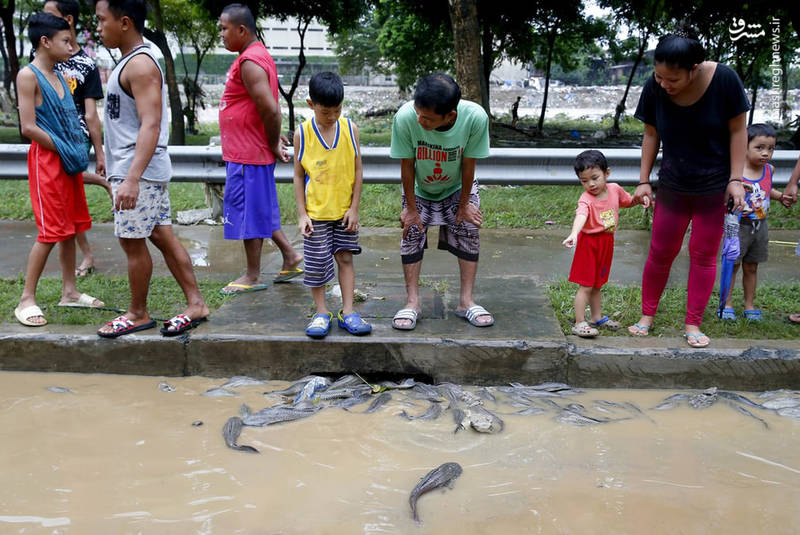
[{"x1": 94, "y1": 0, "x2": 209, "y2": 338}]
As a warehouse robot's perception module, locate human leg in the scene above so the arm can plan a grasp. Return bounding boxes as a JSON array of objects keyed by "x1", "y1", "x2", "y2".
[
  {"x1": 741, "y1": 262, "x2": 759, "y2": 313},
  {"x1": 573, "y1": 285, "x2": 592, "y2": 324},
  {"x1": 396, "y1": 198, "x2": 429, "y2": 328},
  {"x1": 335, "y1": 251, "x2": 355, "y2": 316},
  {"x1": 685, "y1": 193, "x2": 725, "y2": 336},
  {"x1": 149, "y1": 225, "x2": 209, "y2": 321},
  {"x1": 56, "y1": 236, "x2": 103, "y2": 307},
  {"x1": 74, "y1": 232, "x2": 96, "y2": 276},
  {"x1": 723, "y1": 263, "x2": 740, "y2": 310},
  {"x1": 272, "y1": 229, "x2": 304, "y2": 274},
  {"x1": 632, "y1": 188, "x2": 692, "y2": 332},
  {"x1": 17, "y1": 241, "x2": 57, "y2": 325}
]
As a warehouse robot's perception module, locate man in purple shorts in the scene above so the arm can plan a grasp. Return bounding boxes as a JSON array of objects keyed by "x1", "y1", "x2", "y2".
[
  {"x1": 218, "y1": 3, "x2": 302, "y2": 295},
  {"x1": 389, "y1": 73, "x2": 493, "y2": 330}
]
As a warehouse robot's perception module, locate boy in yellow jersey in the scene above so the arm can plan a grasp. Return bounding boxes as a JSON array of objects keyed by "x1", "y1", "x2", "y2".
[{"x1": 293, "y1": 72, "x2": 370, "y2": 338}]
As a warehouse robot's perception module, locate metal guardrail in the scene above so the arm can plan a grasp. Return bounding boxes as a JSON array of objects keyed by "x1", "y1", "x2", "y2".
[{"x1": 1, "y1": 144, "x2": 798, "y2": 186}]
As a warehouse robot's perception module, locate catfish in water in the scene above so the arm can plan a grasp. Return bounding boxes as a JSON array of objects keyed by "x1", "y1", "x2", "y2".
[{"x1": 409, "y1": 462, "x2": 462, "y2": 523}]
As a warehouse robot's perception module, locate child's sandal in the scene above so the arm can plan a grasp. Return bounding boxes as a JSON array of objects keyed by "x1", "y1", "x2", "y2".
[{"x1": 571, "y1": 321, "x2": 599, "y2": 338}]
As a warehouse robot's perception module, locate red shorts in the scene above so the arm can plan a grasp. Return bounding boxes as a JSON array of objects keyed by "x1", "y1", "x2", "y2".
[
  {"x1": 568, "y1": 231, "x2": 615, "y2": 288},
  {"x1": 28, "y1": 141, "x2": 91, "y2": 243}
]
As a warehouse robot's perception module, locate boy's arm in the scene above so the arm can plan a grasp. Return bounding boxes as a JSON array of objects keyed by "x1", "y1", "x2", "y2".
[
  {"x1": 400, "y1": 158, "x2": 421, "y2": 238},
  {"x1": 563, "y1": 212, "x2": 588, "y2": 248},
  {"x1": 456, "y1": 156, "x2": 482, "y2": 227},
  {"x1": 114, "y1": 54, "x2": 164, "y2": 211},
  {"x1": 343, "y1": 122, "x2": 363, "y2": 232},
  {"x1": 782, "y1": 156, "x2": 800, "y2": 207},
  {"x1": 292, "y1": 127, "x2": 313, "y2": 237},
  {"x1": 17, "y1": 68, "x2": 56, "y2": 151},
  {"x1": 241, "y1": 60, "x2": 288, "y2": 163},
  {"x1": 84, "y1": 97, "x2": 105, "y2": 176}
]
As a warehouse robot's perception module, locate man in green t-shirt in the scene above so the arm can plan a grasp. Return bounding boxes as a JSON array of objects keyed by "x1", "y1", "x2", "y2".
[{"x1": 389, "y1": 73, "x2": 493, "y2": 330}]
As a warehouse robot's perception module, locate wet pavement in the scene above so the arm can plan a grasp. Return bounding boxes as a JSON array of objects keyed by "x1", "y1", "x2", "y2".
[{"x1": 1, "y1": 221, "x2": 798, "y2": 389}]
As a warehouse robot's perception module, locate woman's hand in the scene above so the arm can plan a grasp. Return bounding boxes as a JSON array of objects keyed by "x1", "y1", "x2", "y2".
[
  {"x1": 633, "y1": 183, "x2": 653, "y2": 208},
  {"x1": 725, "y1": 180, "x2": 746, "y2": 213}
]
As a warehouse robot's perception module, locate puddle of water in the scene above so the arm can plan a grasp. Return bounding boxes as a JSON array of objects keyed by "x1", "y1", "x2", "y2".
[{"x1": 1, "y1": 371, "x2": 798, "y2": 534}]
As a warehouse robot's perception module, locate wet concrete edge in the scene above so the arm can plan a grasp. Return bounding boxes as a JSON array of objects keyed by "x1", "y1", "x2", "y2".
[
  {"x1": 566, "y1": 343, "x2": 800, "y2": 390},
  {"x1": 2, "y1": 332, "x2": 800, "y2": 389}
]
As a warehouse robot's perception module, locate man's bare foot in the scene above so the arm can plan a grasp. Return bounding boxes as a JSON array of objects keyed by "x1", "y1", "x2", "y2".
[{"x1": 281, "y1": 253, "x2": 303, "y2": 272}]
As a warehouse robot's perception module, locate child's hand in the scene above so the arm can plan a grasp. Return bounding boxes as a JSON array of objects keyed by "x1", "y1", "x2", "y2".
[
  {"x1": 640, "y1": 194, "x2": 651, "y2": 209},
  {"x1": 780, "y1": 192, "x2": 793, "y2": 209},
  {"x1": 562, "y1": 233, "x2": 578, "y2": 248},
  {"x1": 342, "y1": 208, "x2": 359, "y2": 232},
  {"x1": 298, "y1": 215, "x2": 314, "y2": 238}
]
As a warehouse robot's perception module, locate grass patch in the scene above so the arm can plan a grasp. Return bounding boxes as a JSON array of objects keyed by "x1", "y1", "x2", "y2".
[
  {"x1": 0, "y1": 170, "x2": 796, "y2": 233},
  {"x1": 547, "y1": 279, "x2": 800, "y2": 340},
  {"x1": 1, "y1": 275, "x2": 231, "y2": 325}
]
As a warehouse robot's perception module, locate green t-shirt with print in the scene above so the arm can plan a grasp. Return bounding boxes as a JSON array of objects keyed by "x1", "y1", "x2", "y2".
[{"x1": 390, "y1": 99, "x2": 490, "y2": 201}]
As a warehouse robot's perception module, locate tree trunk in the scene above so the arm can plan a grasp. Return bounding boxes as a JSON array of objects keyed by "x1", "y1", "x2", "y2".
[
  {"x1": 612, "y1": 30, "x2": 648, "y2": 135},
  {"x1": 277, "y1": 18, "x2": 309, "y2": 138},
  {"x1": 480, "y1": 22, "x2": 493, "y2": 116},
  {"x1": 448, "y1": 0, "x2": 487, "y2": 112},
  {"x1": 748, "y1": 83, "x2": 757, "y2": 126},
  {"x1": 0, "y1": 24, "x2": 10, "y2": 94},
  {"x1": 145, "y1": 0, "x2": 185, "y2": 145},
  {"x1": 537, "y1": 32, "x2": 555, "y2": 133},
  {"x1": 0, "y1": 2, "x2": 19, "y2": 98}
]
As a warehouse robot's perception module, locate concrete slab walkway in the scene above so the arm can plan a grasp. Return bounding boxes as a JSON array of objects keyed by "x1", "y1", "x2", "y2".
[{"x1": 1, "y1": 221, "x2": 798, "y2": 389}]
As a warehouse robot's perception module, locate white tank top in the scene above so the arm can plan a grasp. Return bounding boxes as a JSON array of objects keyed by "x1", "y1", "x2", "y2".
[{"x1": 104, "y1": 44, "x2": 171, "y2": 182}]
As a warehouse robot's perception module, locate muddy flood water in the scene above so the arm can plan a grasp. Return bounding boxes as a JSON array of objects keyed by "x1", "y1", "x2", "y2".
[{"x1": 1, "y1": 371, "x2": 799, "y2": 534}]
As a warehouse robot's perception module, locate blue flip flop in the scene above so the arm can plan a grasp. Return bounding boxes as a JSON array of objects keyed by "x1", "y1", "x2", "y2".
[
  {"x1": 720, "y1": 307, "x2": 737, "y2": 320},
  {"x1": 337, "y1": 310, "x2": 372, "y2": 335},
  {"x1": 305, "y1": 312, "x2": 333, "y2": 338}
]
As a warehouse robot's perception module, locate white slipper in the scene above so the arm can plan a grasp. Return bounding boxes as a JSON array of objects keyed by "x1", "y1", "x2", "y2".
[
  {"x1": 392, "y1": 308, "x2": 420, "y2": 330},
  {"x1": 15, "y1": 305, "x2": 47, "y2": 327},
  {"x1": 455, "y1": 304, "x2": 494, "y2": 327},
  {"x1": 57, "y1": 293, "x2": 104, "y2": 308}
]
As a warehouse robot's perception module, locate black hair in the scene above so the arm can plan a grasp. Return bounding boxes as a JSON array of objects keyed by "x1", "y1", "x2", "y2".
[
  {"x1": 102, "y1": 0, "x2": 147, "y2": 33},
  {"x1": 45, "y1": 0, "x2": 80, "y2": 25},
  {"x1": 308, "y1": 71, "x2": 344, "y2": 107},
  {"x1": 413, "y1": 73, "x2": 461, "y2": 116},
  {"x1": 28, "y1": 12, "x2": 70, "y2": 48},
  {"x1": 222, "y1": 3, "x2": 257, "y2": 34},
  {"x1": 747, "y1": 123, "x2": 777, "y2": 143},
  {"x1": 574, "y1": 149, "x2": 609, "y2": 175},
  {"x1": 654, "y1": 23, "x2": 706, "y2": 70}
]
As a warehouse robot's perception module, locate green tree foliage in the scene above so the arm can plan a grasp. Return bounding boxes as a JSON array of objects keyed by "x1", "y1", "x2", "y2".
[
  {"x1": 514, "y1": 0, "x2": 607, "y2": 131},
  {"x1": 161, "y1": 0, "x2": 217, "y2": 135},
  {"x1": 373, "y1": 0, "x2": 453, "y2": 92},
  {"x1": 202, "y1": 0, "x2": 368, "y2": 135},
  {"x1": 600, "y1": 0, "x2": 665, "y2": 134},
  {"x1": 144, "y1": 0, "x2": 185, "y2": 144}
]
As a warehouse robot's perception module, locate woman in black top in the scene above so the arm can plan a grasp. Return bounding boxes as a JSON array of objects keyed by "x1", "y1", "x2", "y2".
[{"x1": 629, "y1": 28, "x2": 749, "y2": 348}]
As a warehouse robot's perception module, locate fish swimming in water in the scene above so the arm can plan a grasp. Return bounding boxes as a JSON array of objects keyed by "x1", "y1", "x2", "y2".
[
  {"x1": 202, "y1": 387, "x2": 238, "y2": 397},
  {"x1": 241, "y1": 404, "x2": 320, "y2": 427},
  {"x1": 409, "y1": 462, "x2": 463, "y2": 523},
  {"x1": 400, "y1": 403, "x2": 443, "y2": 421},
  {"x1": 222, "y1": 417, "x2": 258, "y2": 453},
  {"x1": 45, "y1": 386, "x2": 73, "y2": 393},
  {"x1": 364, "y1": 392, "x2": 392, "y2": 414},
  {"x1": 220, "y1": 376, "x2": 265, "y2": 388}
]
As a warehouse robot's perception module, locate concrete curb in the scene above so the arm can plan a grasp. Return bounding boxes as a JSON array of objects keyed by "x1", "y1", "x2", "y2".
[{"x1": 2, "y1": 330, "x2": 798, "y2": 389}]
